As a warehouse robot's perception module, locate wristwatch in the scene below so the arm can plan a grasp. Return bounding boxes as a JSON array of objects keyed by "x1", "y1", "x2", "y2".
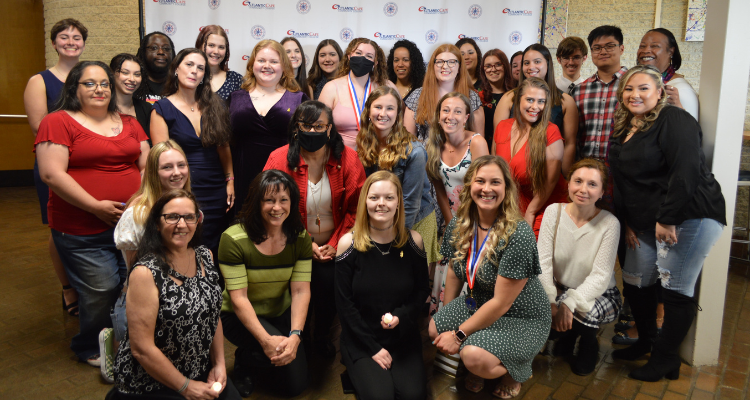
[
  {"x1": 289, "y1": 329, "x2": 303, "y2": 337},
  {"x1": 454, "y1": 329, "x2": 467, "y2": 343}
]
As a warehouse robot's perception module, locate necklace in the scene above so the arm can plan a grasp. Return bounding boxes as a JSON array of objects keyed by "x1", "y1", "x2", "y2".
[
  {"x1": 308, "y1": 173, "x2": 326, "y2": 234},
  {"x1": 369, "y1": 222, "x2": 394, "y2": 231},
  {"x1": 371, "y1": 240, "x2": 393, "y2": 256},
  {"x1": 478, "y1": 223, "x2": 490, "y2": 231},
  {"x1": 170, "y1": 250, "x2": 193, "y2": 276}
]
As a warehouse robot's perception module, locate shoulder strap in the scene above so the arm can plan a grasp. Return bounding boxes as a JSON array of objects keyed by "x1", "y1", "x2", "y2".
[{"x1": 552, "y1": 203, "x2": 562, "y2": 256}]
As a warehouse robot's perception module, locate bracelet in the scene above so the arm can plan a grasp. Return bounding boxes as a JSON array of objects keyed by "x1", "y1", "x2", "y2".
[
  {"x1": 177, "y1": 376, "x2": 189, "y2": 393},
  {"x1": 225, "y1": 176, "x2": 234, "y2": 182}
]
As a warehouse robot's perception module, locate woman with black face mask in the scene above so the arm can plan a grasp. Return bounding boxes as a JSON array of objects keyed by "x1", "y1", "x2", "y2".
[
  {"x1": 319, "y1": 38, "x2": 396, "y2": 149},
  {"x1": 263, "y1": 100, "x2": 366, "y2": 359}
]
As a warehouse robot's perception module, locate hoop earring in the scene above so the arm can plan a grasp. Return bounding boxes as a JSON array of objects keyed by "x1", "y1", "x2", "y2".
[
  {"x1": 200, "y1": 79, "x2": 203, "y2": 84},
  {"x1": 175, "y1": 72, "x2": 178, "y2": 76}
]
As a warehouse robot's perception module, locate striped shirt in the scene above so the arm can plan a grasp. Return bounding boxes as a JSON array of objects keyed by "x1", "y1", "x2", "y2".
[
  {"x1": 219, "y1": 224, "x2": 313, "y2": 318},
  {"x1": 570, "y1": 67, "x2": 628, "y2": 160}
]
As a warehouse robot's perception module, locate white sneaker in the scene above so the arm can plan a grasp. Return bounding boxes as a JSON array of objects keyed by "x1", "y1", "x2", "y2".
[
  {"x1": 99, "y1": 328, "x2": 115, "y2": 383},
  {"x1": 86, "y1": 354, "x2": 101, "y2": 368}
]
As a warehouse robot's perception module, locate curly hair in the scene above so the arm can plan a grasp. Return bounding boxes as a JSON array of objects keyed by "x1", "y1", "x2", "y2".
[
  {"x1": 415, "y1": 44, "x2": 474, "y2": 127},
  {"x1": 307, "y1": 39, "x2": 343, "y2": 92},
  {"x1": 612, "y1": 65, "x2": 668, "y2": 138},
  {"x1": 162, "y1": 48, "x2": 232, "y2": 147},
  {"x1": 240, "y1": 40, "x2": 301, "y2": 93},
  {"x1": 237, "y1": 170, "x2": 304, "y2": 245},
  {"x1": 336, "y1": 38, "x2": 389, "y2": 86},
  {"x1": 449, "y1": 155, "x2": 523, "y2": 266},
  {"x1": 352, "y1": 171, "x2": 409, "y2": 252},
  {"x1": 195, "y1": 25, "x2": 231, "y2": 72},
  {"x1": 386, "y1": 39, "x2": 425, "y2": 91},
  {"x1": 425, "y1": 92, "x2": 474, "y2": 182},
  {"x1": 478, "y1": 49, "x2": 513, "y2": 106},
  {"x1": 356, "y1": 86, "x2": 412, "y2": 171}
]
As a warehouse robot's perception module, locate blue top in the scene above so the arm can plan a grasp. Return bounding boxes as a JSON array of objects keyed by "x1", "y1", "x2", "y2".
[
  {"x1": 364, "y1": 141, "x2": 434, "y2": 228},
  {"x1": 215, "y1": 71, "x2": 243, "y2": 100},
  {"x1": 40, "y1": 70, "x2": 64, "y2": 112}
]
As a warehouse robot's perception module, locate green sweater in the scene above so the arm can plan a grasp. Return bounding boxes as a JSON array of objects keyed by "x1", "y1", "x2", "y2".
[{"x1": 219, "y1": 224, "x2": 313, "y2": 317}]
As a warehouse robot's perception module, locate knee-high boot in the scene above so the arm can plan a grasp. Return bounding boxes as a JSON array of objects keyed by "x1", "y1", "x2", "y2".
[
  {"x1": 612, "y1": 283, "x2": 659, "y2": 361},
  {"x1": 629, "y1": 289, "x2": 696, "y2": 381}
]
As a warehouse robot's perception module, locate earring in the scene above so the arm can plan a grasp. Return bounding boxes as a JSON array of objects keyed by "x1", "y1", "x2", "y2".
[
  {"x1": 200, "y1": 79, "x2": 203, "y2": 84},
  {"x1": 175, "y1": 72, "x2": 178, "y2": 76}
]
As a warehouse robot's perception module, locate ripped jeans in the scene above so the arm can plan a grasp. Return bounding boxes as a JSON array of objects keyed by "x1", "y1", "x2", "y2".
[{"x1": 622, "y1": 218, "x2": 723, "y2": 297}]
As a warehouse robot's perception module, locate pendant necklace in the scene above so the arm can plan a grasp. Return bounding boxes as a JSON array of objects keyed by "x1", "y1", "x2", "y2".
[{"x1": 372, "y1": 240, "x2": 393, "y2": 256}]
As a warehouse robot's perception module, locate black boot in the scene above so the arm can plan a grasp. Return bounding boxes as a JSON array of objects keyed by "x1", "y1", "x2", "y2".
[
  {"x1": 571, "y1": 321, "x2": 599, "y2": 376},
  {"x1": 629, "y1": 290, "x2": 696, "y2": 382},
  {"x1": 549, "y1": 328, "x2": 578, "y2": 358},
  {"x1": 612, "y1": 283, "x2": 659, "y2": 361},
  {"x1": 233, "y1": 348, "x2": 254, "y2": 397}
]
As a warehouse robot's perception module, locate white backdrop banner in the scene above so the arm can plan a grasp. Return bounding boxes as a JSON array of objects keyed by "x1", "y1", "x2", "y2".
[{"x1": 145, "y1": 0, "x2": 543, "y2": 74}]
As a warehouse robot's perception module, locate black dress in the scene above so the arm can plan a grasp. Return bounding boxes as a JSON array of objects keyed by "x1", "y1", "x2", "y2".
[{"x1": 133, "y1": 98, "x2": 153, "y2": 143}]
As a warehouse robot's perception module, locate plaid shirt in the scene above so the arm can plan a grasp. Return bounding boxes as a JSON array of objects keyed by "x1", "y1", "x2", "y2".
[{"x1": 571, "y1": 67, "x2": 628, "y2": 160}]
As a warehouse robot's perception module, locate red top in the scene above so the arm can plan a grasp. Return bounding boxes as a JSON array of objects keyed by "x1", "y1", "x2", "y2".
[
  {"x1": 494, "y1": 118, "x2": 568, "y2": 238},
  {"x1": 34, "y1": 111, "x2": 148, "y2": 235},
  {"x1": 263, "y1": 145, "x2": 366, "y2": 248}
]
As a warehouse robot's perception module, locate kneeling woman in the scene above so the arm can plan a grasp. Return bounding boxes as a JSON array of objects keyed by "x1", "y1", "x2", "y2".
[
  {"x1": 112, "y1": 190, "x2": 240, "y2": 399},
  {"x1": 335, "y1": 171, "x2": 430, "y2": 400},
  {"x1": 429, "y1": 156, "x2": 550, "y2": 398},
  {"x1": 219, "y1": 170, "x2": 312, "y2": 397}
]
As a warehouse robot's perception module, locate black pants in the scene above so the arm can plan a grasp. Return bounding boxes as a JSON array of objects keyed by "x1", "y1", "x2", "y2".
[
  {"x1": 107, "y1": 372, "x2": 241, "y2": 400},
  {"x1": 346, "y1": 344, "x2": 426, "y2": 400},
  {"x1": 311, "y1": 259, "x2": 336, "y2": 340},
  {"x1": 221, "y1": 307, "x2": 309, "y2": 397}
]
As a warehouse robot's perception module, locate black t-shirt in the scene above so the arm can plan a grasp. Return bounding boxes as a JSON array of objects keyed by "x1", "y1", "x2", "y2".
[{"x1": 608, "y1": 105, "x2": 726, "y2": 231}]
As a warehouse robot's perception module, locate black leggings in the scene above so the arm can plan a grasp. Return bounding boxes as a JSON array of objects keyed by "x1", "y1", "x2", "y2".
[
  {"x1": 346, "y1": 344, "x2": 426, "y2": 400},
  {"x1": 311, "y1": 259, "x2": 337, "y2": 340},
  {"x1": 221, "y1": 308, "x2": 309, "y2": 397}
]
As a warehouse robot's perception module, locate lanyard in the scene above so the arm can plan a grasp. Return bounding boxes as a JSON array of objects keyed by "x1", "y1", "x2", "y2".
[
  {"x1": 347, "y1": 72, "x2": 372, "y2": 131},
  {"x1": 466, "y1": 223, "x2": 490, "y2": 291}
]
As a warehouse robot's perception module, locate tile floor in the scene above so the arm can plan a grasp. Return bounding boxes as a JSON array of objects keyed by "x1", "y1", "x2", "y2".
[{"x1": 1, "y1": 186, "x2": 747, "y2": 399}]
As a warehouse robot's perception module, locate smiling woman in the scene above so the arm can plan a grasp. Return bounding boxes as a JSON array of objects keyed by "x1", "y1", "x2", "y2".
[{"x1": 195, "y1": 25, "x2": 243, "y2": 100}]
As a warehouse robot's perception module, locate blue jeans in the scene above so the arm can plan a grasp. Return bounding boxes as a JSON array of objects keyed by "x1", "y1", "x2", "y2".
[
  {"x1": 622, "y1": 218, "x2": 723, "y2": 297},
  {"x1": 111, "y1": 291, "x2": 127, "y2": 343},
  {"x1": 51, "y1": 228, "x2": 126, "y2": 360}
]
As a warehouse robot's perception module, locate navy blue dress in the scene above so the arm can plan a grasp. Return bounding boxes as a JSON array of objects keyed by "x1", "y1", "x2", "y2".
[
  {"x1": 153, "y1": 99, "x2": 228, "y2": 254},
  {"x1": 34, "y1": 70, "x2": 64, "y2": 224}
]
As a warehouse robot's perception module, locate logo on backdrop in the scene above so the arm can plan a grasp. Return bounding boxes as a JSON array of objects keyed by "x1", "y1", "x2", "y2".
[
  {"x1": 296, "y1": 0, "x2": 311, "y2": 14},
  {"x1": 509, "y1": 31, "x2": 523, "y2": 45},
  {"x1": 242, "y1": 1, "x2": 275, "y2": 9},
  {"x1": 503, "y1": 8, "x2": 533, "y2": 16},
  {"x1": 287, "y1": 30, "x2": 320, "y2": 39},
  {"x1": 251, "y1": 25, "x2": 266, "y2": 40},
  {"x1": 208, "y1": 0, "x2": 220, "y2": 9},
  {"x1": 340, "y1": 28, "x2": 354, "y2": 42},
  {"x1": 162, "y1": 21, "x2": 177, "y2": 36},
  {"x1": 374, "y1": 32, "x2": 405, "y2": 40},
  {"x1": 418, "y1": 6, "x2": 447, "y2": 14},
  {"x1": 383, "y1": 2, "x2": 398, "y2": 17},
  {"x1": 425, "y1": 30, "x2": 438, "y2": 44},
  {"x1": 155, "y1": 0, "x2": 186, "y2": 5},
  {"x1": 468, "y1": 4, "x2": 482, "y2": 19},
  {"x1": 458, "y1": 34, "x2": 488, "y2": 42},
  {"x1": 242, "y1": 55, "x2": 250, "y2": 60},
  {"x1": 332, "y1": 4, "x2": 363, "y2": 12}
]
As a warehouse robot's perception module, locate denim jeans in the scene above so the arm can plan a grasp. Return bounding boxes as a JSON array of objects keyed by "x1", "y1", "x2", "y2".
[
  {"x1": 622, "y1": 218, "x2": 723, "y2": 297},
  {"x1": 111, "y1": 291, "x2": 128, "y2": 343},
  {"x1": 51, "y1": 228, "x2": 126, "y2": 360}
]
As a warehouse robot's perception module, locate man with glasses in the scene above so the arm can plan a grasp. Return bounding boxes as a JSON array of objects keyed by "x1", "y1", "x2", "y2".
[
  {"x1": 570, "y1": 25, "x2": 627, "y2": 162},
  {"x1": 556, "y1": 36, "x2": 589, "y2": 94},
  {"x1": 134, "y1": 32, "x2": 177, "y2": 104}
]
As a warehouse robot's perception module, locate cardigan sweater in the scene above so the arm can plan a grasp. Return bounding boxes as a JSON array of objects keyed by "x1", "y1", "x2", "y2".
[{"x1": 263, "y1": 145, "x2": 366, "y2": 248}]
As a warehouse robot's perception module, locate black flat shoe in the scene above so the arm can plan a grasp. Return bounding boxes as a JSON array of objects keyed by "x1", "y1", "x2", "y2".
[{"x1": 234, "y1": 367, "x2": 254, "y2": 397}]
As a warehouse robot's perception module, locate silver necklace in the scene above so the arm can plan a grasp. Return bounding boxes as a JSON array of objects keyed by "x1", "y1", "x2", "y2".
[{"x1": 371, "y1": 240, "x2": 393, "y2": 256}]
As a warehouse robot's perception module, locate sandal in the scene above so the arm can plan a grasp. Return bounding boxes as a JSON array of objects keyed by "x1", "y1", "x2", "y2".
[
  {"x1": 493, "y1": 381, "x2": 521, "y2": 399},
  {"x1": 464, "y1": 373, "x2": 485, "y2": 393},
  {"x1": 62, "y1": 285, "x2": 79, "y2": 317}
]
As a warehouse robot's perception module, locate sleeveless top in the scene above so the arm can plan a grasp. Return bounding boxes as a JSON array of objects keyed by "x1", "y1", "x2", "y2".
[
  {"x1": 114, "y1": 246, "x2": 224, "y2": 394},
  {"x1": 510, "y1": 88, "x2": 565, "y2": 138},
  {"x1": 39, "y1": 70, "x2": 64, "y2": 112},
  {"x1": 441, "y1": 133, "x2": 481, "y2": 216}
]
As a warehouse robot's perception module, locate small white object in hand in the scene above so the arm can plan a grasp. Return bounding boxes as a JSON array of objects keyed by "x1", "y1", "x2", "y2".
[
  {"x1": 383, "y1": 313, "x2": 393, "y2": 324},
  {"x1": 212, "y1": 382, "x2": 222, "y2": 392}
]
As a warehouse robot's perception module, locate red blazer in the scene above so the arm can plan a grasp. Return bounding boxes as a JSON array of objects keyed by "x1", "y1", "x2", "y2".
[{"x1": 263, "y1": 145, "x2": 366, "y2": 248}]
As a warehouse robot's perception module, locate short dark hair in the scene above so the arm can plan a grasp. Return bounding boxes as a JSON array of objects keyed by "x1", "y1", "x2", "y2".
[
  {"x1": 237, "y1": 170, "x2": 304, "y2": 244},
  {"x1": 286, "y1": 101, "x2": 345, "y2": 170},
  {"x1": 55, "y1": 61, "x2": 118, "y2": 114},
  {"x1": 134, "y1": 32, "x2": 177, "y2": 100},
  {"x1": 556, "y1": 36, "x2": 588, "y2": 58},
  {"x1": 386, "y1": 39, "x2": 426, "y2": 91},
  {"x1": 645, "y1": 28, "x2": 682, "y2": 71},
  {"x1": 455, "y1": 38, "x2": 483, "y2": 79},
  {"x1": 587, "y1": 25, "x2": 624, "y2": 47},
  {"x1": 50, "y1": 18, "x2": 88, "y2": 43}
]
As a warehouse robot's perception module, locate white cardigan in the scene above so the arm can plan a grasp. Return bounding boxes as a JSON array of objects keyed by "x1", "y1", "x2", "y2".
[{"x1": 538, "y1": 203, "x2": 620, "y2": 314}]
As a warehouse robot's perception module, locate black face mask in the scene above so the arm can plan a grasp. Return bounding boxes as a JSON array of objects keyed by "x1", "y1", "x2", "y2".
[
  {"x1": 297, "y1": 130, "x2": 329, "y2": 152},
  {"x1": 349, "y1": 56, "x2": 375, "y2": 77}
]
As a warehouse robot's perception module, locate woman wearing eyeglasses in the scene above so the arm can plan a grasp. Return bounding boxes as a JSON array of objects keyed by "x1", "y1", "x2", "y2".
[
  {"x1": 34, "y1": 61, "x2": 150, "y2": 366},
  {"x1": 264, "y1": 101, "x2": 366, "y2": 359},
  {"x1": 477, "y1": 49, "x2": 513, "y2": 144}
]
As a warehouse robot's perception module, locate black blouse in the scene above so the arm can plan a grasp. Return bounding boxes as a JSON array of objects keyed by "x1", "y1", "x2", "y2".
[
  {"x1": 334, "y1": 233, "x2": 430, "y2": 364},
  {"x1": 608, "y1": 105, "x2": 726, "y2": 232},
  {"x1": 133, "y1": 98, "x2": 153, "y2": 143}
]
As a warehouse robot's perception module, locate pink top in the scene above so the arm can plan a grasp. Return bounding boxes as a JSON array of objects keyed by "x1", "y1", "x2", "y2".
[{"x1": 327, "y1": 76, "x2": 382, "y2": 149}]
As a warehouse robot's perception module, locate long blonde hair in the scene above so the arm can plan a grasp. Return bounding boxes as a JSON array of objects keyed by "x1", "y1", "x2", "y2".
[
  {"x1": 425, "y1": 92, "x2": 474, "y2": 182},
  {"x1": 612, "y1": 65, "x2": 668, "y2": 138},
  {"x1": 240, "y1": 39, "x2": 301, "y2": 92},
  {"x1": 357, "y1": 86, "x2": 412, "y2": 170},
  {"x1": 449, "y1": 156, "x2": 523, "y2": 265},
  {"x1": 352, "y1": 171, "x2": 409, "y2": 252},
  {"x1": 512, "y1": 77, "x2": 552, "y2": 195},
  {"x1": 416, "y1": 44, "x2": 474, "y2": 127},
  {"x1": 126, "y1": 139, "x2": 191, "y2": 225}
]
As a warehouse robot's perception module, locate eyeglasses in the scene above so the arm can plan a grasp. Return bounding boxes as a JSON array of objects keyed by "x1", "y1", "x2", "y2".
[
  {"x1": 162, "y1": 213, "x2": 199, "y2": 224},
  {"x1": 483, "y1": 63, "x2": 503, "y2": 72},
  {"x1": 434, "y1": 59, "x2": 459, "y2": 68},
  {"x1": 297, "y1": 122, "x2": 330, "y2": 132},
  {"x1": 147, "y1": 45, "x2": 172, "y2": 53},
  {"x1": 561, "y1": 56, "x2": 584, "y2": 62},
  {"x1": 591, "y1": 43, "x2": 619, "y2": 54},
  {"x1": 78, "y1": 82, "x2": 110, "y2": 91}
]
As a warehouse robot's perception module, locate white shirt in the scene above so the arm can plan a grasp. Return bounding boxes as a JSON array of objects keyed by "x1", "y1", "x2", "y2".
[
  {"x1": 667, "y1": 77, "x2": 699, "y2": 122},
  {"x1": 556, "y1": 75, "x2": 586, "y2": 95},
  {"x1": 306, "y1": 171, "x2": 334, "y2": 244}
]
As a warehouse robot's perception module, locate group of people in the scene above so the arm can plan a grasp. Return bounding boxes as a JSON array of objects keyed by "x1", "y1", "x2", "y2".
[{"x1": 25, "y1": 17, "x2": 726, "y2": 400}]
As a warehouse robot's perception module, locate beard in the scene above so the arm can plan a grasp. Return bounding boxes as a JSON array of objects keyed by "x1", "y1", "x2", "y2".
[{"x1": 147, "y1": 62, "x2": 169, "y2": 79}]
